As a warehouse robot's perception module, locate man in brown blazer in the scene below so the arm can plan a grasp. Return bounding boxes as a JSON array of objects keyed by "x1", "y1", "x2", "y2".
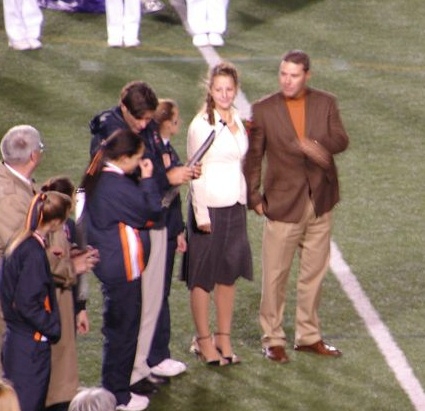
[
  {"x1": 0, "y1": 124, "x2": 44, "y2": 373},
  {"x1": 244, "y1": 50, "x2": 349, "y2": 363}
]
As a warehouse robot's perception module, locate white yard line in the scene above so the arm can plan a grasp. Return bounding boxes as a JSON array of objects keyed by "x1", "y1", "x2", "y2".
[
  {"x1": 330, "y1": 242, "x2": 425, "y2": 410},
  {"x1": 196, "y1": 39, "x2": 425, "y2": 411}
]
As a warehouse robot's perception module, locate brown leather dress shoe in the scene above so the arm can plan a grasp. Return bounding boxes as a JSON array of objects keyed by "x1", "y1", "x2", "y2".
[
  {"x1": 262, "y1": 346, "x2": 289, "y2": 363},
  {"x1": 294, "y1": 340, "x2": 342, "y2": 357}
]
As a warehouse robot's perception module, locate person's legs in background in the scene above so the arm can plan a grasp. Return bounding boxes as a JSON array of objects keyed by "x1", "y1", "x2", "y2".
[
  {"x1": 123, "y1": 0, "x2": 141, "y2": 47},
  {"x1": 105, "y1": 0, "x2": 124, "y2": 47},
  {"x1": 186, "y1": 0, "x2": 209, "y2": 46},
  {"x1": 206, "y1": 0, "x2": 229, "y2": 46},
  {"x1": 3, "y1": 0, "x2": 43, "y2": 50}
]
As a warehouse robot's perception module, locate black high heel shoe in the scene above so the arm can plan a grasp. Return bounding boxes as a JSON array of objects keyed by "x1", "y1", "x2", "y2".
[
  {"x1": 189, "y1": 335, "x2": 228, "y2": 366},
  {"x1": 213, "y1": 332, "x2": 241, "y2": 365}
]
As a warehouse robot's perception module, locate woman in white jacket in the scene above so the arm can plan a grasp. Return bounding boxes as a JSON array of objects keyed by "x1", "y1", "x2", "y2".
[{"x1": 183, "y1": 62, "x2": 253, "y2": 366}]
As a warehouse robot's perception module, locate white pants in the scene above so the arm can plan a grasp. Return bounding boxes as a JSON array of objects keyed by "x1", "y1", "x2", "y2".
[
  {"x1": 131, "y1": 228, "x2": 167, "y2": 384},
  {"x1": 2, "y1": 0, "x2": 43, "y2": 42},
  {"x1": 186, "y1": 0, "x2": 229, "y2": 35},
  {"x1": 105, "y1": 0, "x2": 141, "y2": 44}
]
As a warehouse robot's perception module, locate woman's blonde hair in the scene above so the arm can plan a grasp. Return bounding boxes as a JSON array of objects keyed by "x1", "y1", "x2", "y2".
[{"x1": 204, "y1": 61, "x2": 239, "y2": 125}]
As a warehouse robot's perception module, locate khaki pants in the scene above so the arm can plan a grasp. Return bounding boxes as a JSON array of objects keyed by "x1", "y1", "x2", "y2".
[
  {"x1": 260, "y1": 201, "x2": 332, "y2": 348},
  {"x1": 131, "y1": 228, "x2": 167, "y2": 384},
  {"x1": 46, "y1": 288, "x2": 79, "y2": 406}
]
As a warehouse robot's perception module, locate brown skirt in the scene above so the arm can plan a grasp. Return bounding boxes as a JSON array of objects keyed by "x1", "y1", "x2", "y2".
[{"x1": 181, "y1": 202, "x2": 253, "y2": 291}]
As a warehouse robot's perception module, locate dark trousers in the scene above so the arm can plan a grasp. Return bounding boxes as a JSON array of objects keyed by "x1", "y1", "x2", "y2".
[
  {"x1": 147, "y1": 237, "x2": 177, "y2": 367},
  {"x1": 101, "y1": 279, "x2": 141, "y2": 406},
  {"x1": 3, "y1": 330, "x2": 51, "y2": 411}
]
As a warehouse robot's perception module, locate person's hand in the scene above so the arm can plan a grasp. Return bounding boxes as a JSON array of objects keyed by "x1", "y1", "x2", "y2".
[
  {"x1": 254, "y1": 203, "x2": 264, "y2": 216},
  {"x1": 299, "y1": 139, "x2": 332, "y2": 169},
  {"x1": 167, "y1": 166, "x2": 193, "y2": 185},
  {"x1": 191, "y1": 162, "x2": 202, "y2": 179},
  {"x1": 176, "y1": 232, "x2": 187, "y2": 253},
  {"x1": 139, "y1": 158, "x2": 154, "y2": 178},
  {"x1": 72, "y1": 248, "x2": 100, "y2": 274},
  {"x1": 87, "y1": 246, "x2": 100, "y2": 260},
  {"x1": 76, "y1": 310, "x2": 90, "y2": 335},
  {"x1": 85, "y1": 248, "x2": 100, "y2": 272},
  {"x1": 197, "y1": 223, "x2": 212, "y2": 233}
]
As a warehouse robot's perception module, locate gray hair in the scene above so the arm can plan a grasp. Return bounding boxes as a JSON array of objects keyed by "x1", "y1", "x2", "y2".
[
  {"x1": 1, "y1": 125, "x2": 43, "y2": 165},
  {"x1": 68, "y1": 387, "x2": 116, "y2": 411}
]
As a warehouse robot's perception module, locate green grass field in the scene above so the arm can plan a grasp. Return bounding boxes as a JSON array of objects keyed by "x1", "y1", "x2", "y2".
[{"x1": 1, "y1": 0, "x2": 425, "y2": 410}]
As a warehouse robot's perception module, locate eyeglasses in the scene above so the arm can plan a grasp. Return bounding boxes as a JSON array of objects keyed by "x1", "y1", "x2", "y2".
[{"x1": 38, "y1": 141, "x2": 45, "y2": 153}]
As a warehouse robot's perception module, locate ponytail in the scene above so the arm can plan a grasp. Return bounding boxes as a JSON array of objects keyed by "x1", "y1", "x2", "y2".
[
  {"x1": 25, "y1": 192, "x2": 47, "y2": 232},
  {"x1": 79, "y1": 141, "x2": 107, "y2": 200},
  {"x1": 5, "y1": 191, "x2": 72, "y2": 257},
  {"x1": 205, "y1": 93, "x2": 215, "y2": 126}
]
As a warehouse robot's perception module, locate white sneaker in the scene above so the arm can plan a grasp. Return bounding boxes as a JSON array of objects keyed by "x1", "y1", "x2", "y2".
[
  {"x1": 208, "y1": 33, "x2": 224, "y2": 47},
  {"x1": 150, "y1": 358, "x2": 187, "y2": 377},
  {"x1": 28, "y1": 39, "x2": 43, "y2": 49},
  {"x1": 8, "y1": 40, "x2": 31, "y2": 51},
  {"x1": 108, "y1": 39, "x2": 123, "y2": 48},
  {"x1": 124, "y1": 39, "x2": 141, "y2": 48},
  {"x1": 192, "y1": 34, "x2": 209, "y2": 47},
  {"x1": 116, "y1": 393, "x2": 149, "y2": 411}
]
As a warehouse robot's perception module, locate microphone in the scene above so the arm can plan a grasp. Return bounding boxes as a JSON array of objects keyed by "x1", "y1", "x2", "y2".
[{"x1": 186, "y1": 129, "x2": 216, "y2": 167}]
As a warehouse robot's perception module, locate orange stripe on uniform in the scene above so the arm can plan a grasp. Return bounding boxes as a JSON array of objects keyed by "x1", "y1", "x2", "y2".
[
  {"x1": 134, "y1": 229, "x2": 145, "y2": 274},
  {"x1": 33, "y1": 295, "x2": 51, "y2": 341},
  {"x1": 44, "y1": 296, "x2": 51, "y2": 313},
  {"x1": 118, "y1": 222, "x2": 133, "y2": 282}
]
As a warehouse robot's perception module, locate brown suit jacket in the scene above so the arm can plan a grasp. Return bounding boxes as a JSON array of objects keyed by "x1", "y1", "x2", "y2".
[{"x1": 244, "y1": 87, "x2": 349, "y2": 223}]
